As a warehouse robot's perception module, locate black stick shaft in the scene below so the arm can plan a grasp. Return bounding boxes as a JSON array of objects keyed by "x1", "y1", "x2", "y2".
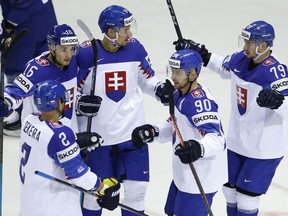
[
  {"x1": 165, "y1": 79, "x2": 214, "y2": 216},
  {"x1": 35, "y1": 171, "x2": 149, "y2": 216},
  {"x1": 166, "y1": 0, "x2": 183, "y2": 40}
]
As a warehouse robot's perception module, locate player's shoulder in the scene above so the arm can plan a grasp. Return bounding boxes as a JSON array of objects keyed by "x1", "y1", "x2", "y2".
[
  {"x1": 30, "y1": 52, "x2": 51, "y2": 67},
  {"x1": 261, "y1": 55, "x2": 287, "y2": 69},
  {"x1": 126, "y1": 37, "x2": 142, "y2": 48},
  {"x1": 178, "y1": 86, "x2": 218, "y2": 112},
  {"x1": 46, "y1": 122, "x2": 73, "y2": 134}
]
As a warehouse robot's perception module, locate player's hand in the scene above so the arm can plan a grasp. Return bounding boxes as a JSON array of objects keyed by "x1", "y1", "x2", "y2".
[
  {"x1": 131, "y1": 124, "x2": 159, "y2": 149},
  {"x1": 76, "y1": 132, "x2": 103, "y2": 151},
  {"x1": 0, "y1": 20, "x2": 16, "y2": 52},
  {"x1": 0, "y1": 97, "x2": 10, "y2": 118},
  {"x1": 174, "y1": 140, "x2": 204, "y2": 164},
  {"x1": 155, "y1": 82, "x2": 169, "y2": 106},
  {"x1": 76, "y1": 94, "x2": 102, "y2": 117},
  {"x1": 97, "y1": 177, "x2": 120, "y2": 211},
  {"x1": 173, "y1": 39, "x2": 211, "y2": 66},
  {"x1": 256, "y1": 89, "x2": 284, "y2": 109}
]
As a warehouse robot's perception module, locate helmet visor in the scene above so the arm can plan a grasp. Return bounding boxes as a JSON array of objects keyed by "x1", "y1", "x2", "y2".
[{"x1": 118, "y1": 17, "x2": 137, "y2": 36}]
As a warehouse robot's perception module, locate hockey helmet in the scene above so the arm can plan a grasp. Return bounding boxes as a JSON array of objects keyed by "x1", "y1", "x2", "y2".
[
  {"x1": 47, "y1": 24, "x2": 79, "y2": 46},
  {"x1": 34, "y1": 80, "x2": 68, "y2": 112},
  {"x1": 169, "y1": 49, "x2": 203, "y2": 76},
  {"x1": 98, "y1": 5, "x2": 136, "y2": 33},
  {"x1": 240, "y1": 20, "x2": 275, "y2": 47}
]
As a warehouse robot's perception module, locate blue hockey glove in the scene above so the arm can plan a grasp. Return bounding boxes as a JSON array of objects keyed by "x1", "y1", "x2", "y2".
[
  {"x1": 0, "y1": 97, "x2": 10, "y2": 118},
  {"x1": 155, "y1": 82, "x2": 169, "y2": 106},
  {"x1": 173, "y1": 39, "x2": 211, "y2": 66},
  {"x1": 174, "y1": 140, "x2": 204, "y2": 164},
  {"x1": 76, "y1": 132, "x2": 103, "y2": 151},
  {"x1": 76, "y1": 94, "x2": 102, "y2": 117},
  {"x1": 97, "y1": 177, "x2": 120, "y2": 211},
  {"x1": 256, "y1": 89, "x2": 284, "y2": 109},
  {"x1": 131, "y1": 124, "x2": 159, "y2": 149}
]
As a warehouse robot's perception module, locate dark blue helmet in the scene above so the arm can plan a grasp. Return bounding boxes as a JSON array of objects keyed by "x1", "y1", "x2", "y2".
[
  {"x1": 47, "y1": 24, "x2": 79, "y2": 46},
  {"x1": 241, "y1": 20, "x2": 275, "y2": 47},
  {"x1": 98, "y1": 5, "x2": 135, "y2": 33},
  {"x1": 169, "y1": 49, "x2": 203, "y2": 76},
  {"x1": 34, "y1": 80, "x2": 67, "y2": 112}
]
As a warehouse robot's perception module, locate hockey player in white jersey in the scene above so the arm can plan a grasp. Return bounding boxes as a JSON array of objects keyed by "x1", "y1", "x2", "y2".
[
  {"x1": 132, "y1": 49, "x2": 227, "y2": 216},
  {"x1": 76, "y1": 5, "x2": 169, "y2": 216},
  {"x1": 19, "y1": 80, "x2": 120, "y2": 216},
  {"x1": 173, "y1": 21, "x2": 288, "y2": 216},
  {"x1": 0, "y1": 24, "x2": 102, "y2": 133}
]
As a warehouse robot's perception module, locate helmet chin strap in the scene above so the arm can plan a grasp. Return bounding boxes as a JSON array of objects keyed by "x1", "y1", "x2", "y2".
[
  {"x1": 180, "y1": 76, "x2": 198, "y2": 96},
  {"x1": 104, "y1": 32, "x2": 121, "y2": 48},
  {"x1": 253, "y1": 45, "x2": 270, "y2": 61}
]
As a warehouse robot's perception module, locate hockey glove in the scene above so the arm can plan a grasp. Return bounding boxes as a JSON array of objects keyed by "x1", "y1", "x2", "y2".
[
  {"x1": 0, "y1": 20, "x2": 16, "y2": 52},
  {"x1": 97, "y1": 177, "x2": 120, "y2": 211},
  {"x1": 256, "y1": 89, "x2": 284, "y2": 109},
  {"x1": 131, "y1": 124, "x2": 159, "y2": 149},
  {"x1": 76, "y1": 132, "x2": 103, "y2": 151},
  {"x1": 174, "y1": 140, "x2": 204, "y2": 164},
  {"x1": 0, "y1": 97, "x2": 10, "y2": 118},
  {"x1": 155, "y1": 82, "x2": 169, "y2": 106},
  {"x1": 76, "y1": 94, "x2": 102, "y2": 117},
  {"x1": 173, "y1": 39, "x2": 211, "y2": 66}
]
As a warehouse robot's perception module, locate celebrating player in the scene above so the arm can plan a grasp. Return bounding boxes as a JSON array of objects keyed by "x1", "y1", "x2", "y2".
[
  {"x1": 0, "y1": 0, "x2": 58, "y2": 136},
  {"x1": 174, "y1": 21, "x2": 288, "y2": 216},
  {"x1": 132, "y1": 49, "x2": 227, "y2": 216},
  {"x1": 0, "y1": 24, "x2": 101, "y2": 132},
  {"x1": 77, "y1": 5, "x2": 169, "y2": 216},
  {"x1": 19, "y1": 80, "x2": 119, "y2": 216}
]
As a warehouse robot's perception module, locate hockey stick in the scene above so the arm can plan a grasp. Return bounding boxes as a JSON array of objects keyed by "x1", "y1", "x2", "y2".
[
  {"x1": 77, "y1": 19, "x2": 98, "y2": 134},
  {"x1": 0, "y1": 29, "x2": 28, "y2": 215},
  {"x1": 35, "y1": 171, "x2": 149, "y2": 216},
  {"x1": 166, "y1": 0, "x2": 196, "y2": 43},
  {"x1": 165, "y1": 79, "x2": 214, "y2": 216}
]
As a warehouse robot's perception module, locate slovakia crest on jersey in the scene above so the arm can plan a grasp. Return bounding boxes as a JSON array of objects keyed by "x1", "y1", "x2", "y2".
[
  {"x1": 36, "y1": 58, "x2": 49, "y2": 66},
  {"x1": 263, "y1": 58, "x2": 276, "y2": 66},
  {"x1": 49, "y1": 122, "x2": 62, "y2": 128},
  {"x1": 191, "y1": 89, "x2": 204, "y2": 98},
  {"x1": 80, "y1": 40, "x2": 91, "y2": 48},
  {"x1": 105, "y1": 71, "x2": 126, "y2": 102},
  {"x1": 236, "y1": 85, "x2": 247, "y2": 115}
]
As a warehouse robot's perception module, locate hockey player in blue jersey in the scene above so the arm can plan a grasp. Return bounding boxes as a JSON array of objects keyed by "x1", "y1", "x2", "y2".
[
  {"x1": 131, "y1": 49, "x2": 227, "y2": 216},
  {"x1": 0, "y1": 0, "x2": 58, "y2": 136},
  {"x1": 0, "y1": 24, "x2": 101, "y2": 133},
  {"x1": 173, "y1": 21, "x2": 288, "y2": 215},
  {"x1": 19, "y1": 80, "x2": 120, "y2": 216},
  {"x1": 76, "y1": 5, "x2": 169, "y2": 216}
]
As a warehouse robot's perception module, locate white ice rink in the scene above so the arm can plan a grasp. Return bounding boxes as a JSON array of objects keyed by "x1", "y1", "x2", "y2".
[{"x1": 2, "y1": 0, "x2": 288, "y2": 215}]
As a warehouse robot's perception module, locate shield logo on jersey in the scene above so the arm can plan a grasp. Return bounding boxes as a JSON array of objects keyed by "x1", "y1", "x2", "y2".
[
  {"x1": 105, "y1": 71, "x2": 126, "y2": 102},
  {"x1": 236, "y1": 85, "x2": 247, "y2": 115},
  {"x1": 63, "y1": 86, "x2": 74, "y2": 119}
]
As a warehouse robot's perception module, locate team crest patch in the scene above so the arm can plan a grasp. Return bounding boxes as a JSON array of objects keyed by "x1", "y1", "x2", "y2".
[
  {"x1": 263, "y1": 58, "x2": 276, "y2": 66},
  {"x1": 49, "y1": 122, "x2": 62, "y2": 128},
  {"x1": 80, "y1": 40, "x2": 91, "y2": 48},
  {"x1": 236, "y1": 85, "x2": 247, "y2": 115},
  {"x1": 105, "y1": 71, "x2": 126, "y2": 102},
  {"x1": 191, "y1": 89, "x2": 204, "y2": 98},
  {"x1": 36, "y1": 58, "x2": 49, "y2": 66}
]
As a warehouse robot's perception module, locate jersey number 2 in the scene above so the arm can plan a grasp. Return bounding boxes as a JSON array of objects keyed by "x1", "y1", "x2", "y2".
[{"x1": 19, "y1": 143, "x2": 31, "y2": 184}]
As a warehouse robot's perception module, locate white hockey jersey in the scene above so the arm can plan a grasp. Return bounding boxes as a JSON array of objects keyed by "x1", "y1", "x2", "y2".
[
  {"x1": 207, "y1": 51, "x2": 288, "y2": 159},
  {"x1": 19, "y1": 114, "x2": 99, "y2": 216},
  {"x1": 77, "y1": 39, "x2": 160, "y2": 145},
  {"x1": 157, "y1": 85, "x2": 227, "y2": 194}
]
